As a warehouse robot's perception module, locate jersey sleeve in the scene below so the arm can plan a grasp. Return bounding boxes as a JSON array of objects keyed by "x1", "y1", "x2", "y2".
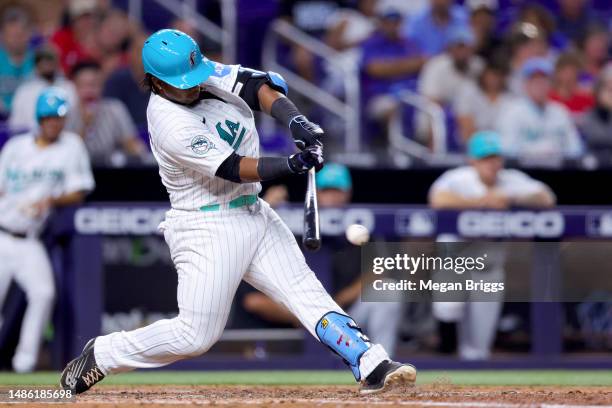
[
  {"x1": 428, "y1": 170, "x2": 457, "y2": 197},
  {"x1": 0, "y1": 141, "x2": 11, "y2": 194},
  {"x1": 159, "y1": 124, "x2": 234, "y2": 177},
  {"x1": 558, "y1": 107, "x2": 584, "y2": 158},
  {"x1": 502, "y1": 170, "x2": 548, "y2": 198},
  {"x1": 204, "y1": 61, "x2": 241, "y2": 94},
  {"x1": 62, "y1": 135, "x2": 95, "y2": 195},
  {"x1": 496, "y1": 106, "x2": 521, "y2": 158}
]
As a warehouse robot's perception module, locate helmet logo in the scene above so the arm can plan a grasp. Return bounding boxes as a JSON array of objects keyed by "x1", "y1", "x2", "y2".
[{"x1": 189, "y1": 50, "x2": 196, "y2": 68}]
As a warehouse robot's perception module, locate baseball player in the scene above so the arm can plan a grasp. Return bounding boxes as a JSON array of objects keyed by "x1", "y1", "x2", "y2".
[
  {"x1": 0, "y1": 88, "x2": 94, "y2": 372},
  {"x1": 60, "y1": 29, "x2": 416, "y2": 395},
  {"x1": 428, "y1": 130, "x2": 556, "y2": 360}
]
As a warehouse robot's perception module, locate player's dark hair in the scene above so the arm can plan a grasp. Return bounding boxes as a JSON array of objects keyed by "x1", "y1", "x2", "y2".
[
  {"x1": 70, "y1": 60, "x2": 101, "y2": 80},
  {"x1": 141, "y1": 73, "x2": 163, "y2": 94}
]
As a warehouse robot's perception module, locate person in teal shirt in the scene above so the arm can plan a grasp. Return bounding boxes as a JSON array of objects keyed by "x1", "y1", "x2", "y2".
[{"x1": 0, "y1": 7, "x2": 35, "y2": 116}]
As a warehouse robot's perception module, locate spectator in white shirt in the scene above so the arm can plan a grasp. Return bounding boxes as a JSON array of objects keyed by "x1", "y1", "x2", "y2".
[
  {"x1": 497, "y1": 57, "x2": 583, "y2": 166},
  {"x1": 428, "y1": 130, "x2": 555, "y2": 360},
  {"x1": 418, "y1": 26, "x2": 483, "y2": 107},
  {"x1": 454, "y1": 61, "x2": 514, "y2": 144},
  {"x1": 9, "y1": 46, "x2": 77, "y2": 133}
]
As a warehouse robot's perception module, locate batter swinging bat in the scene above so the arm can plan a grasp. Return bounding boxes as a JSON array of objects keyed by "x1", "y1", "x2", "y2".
[{"x1": 303, "y1": 167, "x2": 321, "y2": 251}]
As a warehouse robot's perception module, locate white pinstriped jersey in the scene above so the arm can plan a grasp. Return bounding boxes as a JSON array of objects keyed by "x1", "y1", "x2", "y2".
[
  {"x1": 0, "y1": 131, "x2": 94, "y2": 235},
  {"x1": 147, "y1": 62, "x2": 260, "y2": 211}
]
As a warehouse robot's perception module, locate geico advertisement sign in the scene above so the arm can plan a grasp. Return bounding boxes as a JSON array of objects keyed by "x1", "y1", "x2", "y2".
[
  {"x1": 75, "y1": 208, "x2": 167, "y2": 235},
  {"x1": 458, "y1": 211, "x2": 564, "y2": 238},
  {"x1": 275, "y1": 207, "x2": 375, "y2": 235}
]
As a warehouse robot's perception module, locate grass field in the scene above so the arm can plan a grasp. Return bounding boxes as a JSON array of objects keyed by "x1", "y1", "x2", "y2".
[{"x1": 1, "y1": 369, "x2": 612, "y2": 386}]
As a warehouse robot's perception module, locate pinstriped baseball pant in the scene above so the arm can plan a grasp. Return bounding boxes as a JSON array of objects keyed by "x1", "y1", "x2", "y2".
[{"x1": 94, "y1": 200, "x2": 389, "y2": 379}]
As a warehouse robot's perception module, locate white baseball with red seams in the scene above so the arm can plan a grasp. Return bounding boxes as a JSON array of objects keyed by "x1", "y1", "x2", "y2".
[{"x1": 93, "y1": 62, "x2": 389, "y2": 379}]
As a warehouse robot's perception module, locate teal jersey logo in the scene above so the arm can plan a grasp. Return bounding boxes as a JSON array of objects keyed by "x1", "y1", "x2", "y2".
[{"x1": 216, "y1": 120, "x2": 246, "y2": 150}]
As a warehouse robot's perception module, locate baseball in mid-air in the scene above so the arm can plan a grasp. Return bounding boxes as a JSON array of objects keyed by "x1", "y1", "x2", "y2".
[{"x1": 345, "y1": 224, "x2": 370, "y2": 246}]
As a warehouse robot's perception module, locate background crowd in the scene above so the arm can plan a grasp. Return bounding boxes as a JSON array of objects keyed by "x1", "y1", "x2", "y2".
[
  {"x1": 0, "y1": 0, "x2": 610, "y2": 167},
  {"x1": 0, "y1": 0, "x2": 611, "y2": 373}
]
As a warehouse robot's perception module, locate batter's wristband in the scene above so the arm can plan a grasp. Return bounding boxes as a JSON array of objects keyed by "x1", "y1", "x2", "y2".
[
  {"x1": 257, "y1": 156, "x2": 295, "y2": 181},
  {"x1": 270, "y1": 97, "x2": 302, "y2": 127}
]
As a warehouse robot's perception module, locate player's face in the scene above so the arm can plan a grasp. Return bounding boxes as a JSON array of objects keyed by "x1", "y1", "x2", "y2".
[
  {"x1": 525, "y1": 74, "x2": 551, "y2": 105},
  {"x1": 472, "y1": 155, "x2": 503, "y2": 186},
  {"x1": 39, "y1": 116, "x2": 65, "y2": 143},
  {"x1": 154, "y1": 78, "x2": 201, "y2": 105}
]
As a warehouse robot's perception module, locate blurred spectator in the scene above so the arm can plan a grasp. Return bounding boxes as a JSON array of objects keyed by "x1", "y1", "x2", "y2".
[
  {"x1": 247, "y1": 164, "x2": 403, "y2": 355},
  {"x1": 577, "y1": 24, "x2": 610, "y2": 90},
  {"x1": 9, "y1": 46, "x2": 78, "y2": 132},
  {"x1": 280, "y1": 0, "x2": 343, "y2": 82},
  {"x1": 418, "y1": 27, "x2": 483, "y2": 107},
  {"x1": 549, "y1": 52, "x2": 595, "y2": 117},
  {"x1": 430, "y1": 131, "x2": 556, "y2": 209},
  {"x1": 360, "y1": 8, "x2": 424, "y2": 132},
  {"x1": 506, "y1": 24, "x2": 552, "y2": 95},
  {"x1": 556, "y1": 0, "x2": 599, "y2": 46},
  {"x1": 429, "y1": 131, "x2": 555, "y2": 360},
  {"x1": 50, "y1": 0, "x2": 100, "y2": 75},
  {"x1": 0, "y1": 6, "x2": 35, "y2": 117},
  {"x1": 497, "y1": 57, "x2": 583, "y2": 164},
  {"x1": 171, "y1": 18, "x2": 221, "y2": 62},
  {"x1": 326, "y1": 0, "x2": 377, "y2": 53},
  {"x1": 466, "y1": 0, "x2": 502, "y2": 61},
  {"x1": 580, "y1": 65, "x2": 612, "y2": 163},
  {"x1": 95, "y1": 9, "x2": 131, "y2": 78},
  {"x1": 516, "y1": 3, "x2": 565, "y2": 49},
  {"x1": 454, "y1": 62, "x2": 513, "y2": 143},
  {"x1": 65, "y1": 61, "x2": 145, "y2": 166},
  {"x1": 377, "y1": 0, "x2": 427, "y2": 16},
  {"x1": 103, "y1": 32, "x2": 149, "y2": 129},
  {"x1": 403, "y1": 0, "x2": 469, "y2": 57},
  {"x1": 324, "y1": 0, "x2": 377, "y2": 96}
]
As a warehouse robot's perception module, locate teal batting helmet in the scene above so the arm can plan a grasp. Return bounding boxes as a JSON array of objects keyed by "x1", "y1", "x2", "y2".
[
  {"x1": 36, "y1": 88, "x2": 68, "y2": 122},
  {"x1": 142, "y1": 29, "x2": 215, "y2": 89}
]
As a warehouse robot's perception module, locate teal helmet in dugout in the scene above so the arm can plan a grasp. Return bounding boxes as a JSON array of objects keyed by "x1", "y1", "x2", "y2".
[
  {"x1": 36, "y1": 88, "x2": 68, "y2": 122},
  {"x1": 142, "y1": 29, "x2": 215, "y2": 90}
]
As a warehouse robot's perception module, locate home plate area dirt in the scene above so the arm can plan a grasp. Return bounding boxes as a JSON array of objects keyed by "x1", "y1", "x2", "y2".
[{"x1": 20, "y1": 385, "x2": 612, "y2": 408}]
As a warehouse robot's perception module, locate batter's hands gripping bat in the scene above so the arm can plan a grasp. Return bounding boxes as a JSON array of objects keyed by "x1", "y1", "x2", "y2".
[{"x1": 303, "y1": 167, "x2": 321, "y2": 251}]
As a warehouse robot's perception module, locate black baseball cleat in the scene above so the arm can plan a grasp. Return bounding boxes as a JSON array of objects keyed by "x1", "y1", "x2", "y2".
[
  {"x1": 359, "y1": 360, "x2": 417, "y2": 395},
  {"x1": 60, "y1": 338, "x2": 105, "y2": 394}
]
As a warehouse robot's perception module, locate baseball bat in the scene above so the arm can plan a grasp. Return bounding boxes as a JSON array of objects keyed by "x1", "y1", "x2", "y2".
[{"x1": 303, "y1": 167, "x2": 321, "y2": 251}]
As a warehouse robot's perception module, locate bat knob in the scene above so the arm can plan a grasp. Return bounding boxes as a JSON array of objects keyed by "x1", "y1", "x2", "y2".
[{"x1": 303, "y1": 237, "x2": 321, "y2": 252}]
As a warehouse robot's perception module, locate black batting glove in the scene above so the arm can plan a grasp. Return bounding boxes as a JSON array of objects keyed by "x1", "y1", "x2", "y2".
[
  {"x1": 287, "y1": 143, "x2": 324, "y2": 174},
  {"x1": 289, "y1": 115, "x2": 324, "y2": 150}
]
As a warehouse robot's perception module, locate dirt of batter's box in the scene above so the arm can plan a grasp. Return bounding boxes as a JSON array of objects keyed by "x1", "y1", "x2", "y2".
[{"x1": 5, "y1": 384, "x2": 612, "y2": 407}]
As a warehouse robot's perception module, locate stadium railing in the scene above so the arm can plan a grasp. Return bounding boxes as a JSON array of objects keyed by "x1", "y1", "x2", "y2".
[
  {"x1": 262, "y1": 19, "x2": 362, "y2": 157},
  {"x1": 388, "y1": 89, "x2": 463, "y2": 167}
]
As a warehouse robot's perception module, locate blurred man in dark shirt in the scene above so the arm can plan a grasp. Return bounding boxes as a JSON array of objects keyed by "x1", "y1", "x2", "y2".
[{"x1": 360, "y1": 8, "x2": 424, "y2": 133}]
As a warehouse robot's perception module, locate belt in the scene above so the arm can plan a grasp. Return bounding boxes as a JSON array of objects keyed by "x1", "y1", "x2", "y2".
[
  {"x1": 0, "y1": 225, "x2": 27, "y2": 239},
  {"x1": 199, "y1": 194, "x2": 259, "y2": 212}
]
